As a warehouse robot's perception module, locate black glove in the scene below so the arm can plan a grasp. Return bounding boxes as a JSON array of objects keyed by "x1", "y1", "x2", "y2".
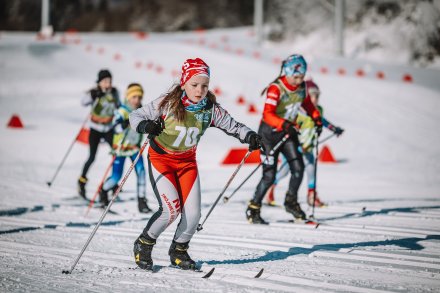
[
  {"x1": 136, "y1": 117, "x2": 164, "y2": 136},
  {"x1": 120, "y1": 119, "x2": 130, "y2": 129},
  {"x1": 315, "y1": 123, "x2": 323, "y2": 136},
  {"x1": 333, "y1": 126, "x2": 344, "y2": 136},
  {"x1": 90, "y1": 88, "x2": 105, "y2": 101},
  {"x1": 247, "y1": 132, "x2": 262, "y2": 151},
  {"x1": 282, "y1": 121, "x2": 298, "y2": 137}
]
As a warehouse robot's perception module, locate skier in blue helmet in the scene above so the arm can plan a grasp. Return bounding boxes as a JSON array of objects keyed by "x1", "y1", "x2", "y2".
[
  {"x1": 246, "y1": 54, "x2": 323, "y2": 224},
  {"x1": 283, "y1": 54, "x2": 307, "y2": 76}
]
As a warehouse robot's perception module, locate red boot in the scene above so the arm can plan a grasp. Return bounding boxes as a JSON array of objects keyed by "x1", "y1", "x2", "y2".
[
  {"x1": 307, "y1": 189, "x2": 326, "y2": 207},
  {"x1": 265, "y1": 185, "x2": 276, "y2": 206}
]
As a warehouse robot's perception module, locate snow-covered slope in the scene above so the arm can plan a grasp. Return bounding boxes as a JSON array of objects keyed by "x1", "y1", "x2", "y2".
[{"x1": 1, "y1": 29, "x2": 439, "y2": 292}]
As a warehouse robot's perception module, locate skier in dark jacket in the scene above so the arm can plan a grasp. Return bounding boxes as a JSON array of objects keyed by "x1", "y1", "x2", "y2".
[{"x1": 78, "y1": 69, "x2": 120, "y2": 199}]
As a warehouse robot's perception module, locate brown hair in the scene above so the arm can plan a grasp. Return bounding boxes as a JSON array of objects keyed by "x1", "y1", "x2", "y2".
[{"x1": 158, "y1": 84, "x2": 217, "y2": 122}]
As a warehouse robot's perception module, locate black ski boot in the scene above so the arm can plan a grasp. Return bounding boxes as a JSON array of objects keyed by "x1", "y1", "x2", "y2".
[
  {"x1": 99, "y1": 189, "x2": 109, "y2": 207},
  {"x1": 138, "y1": 197, "x2": 152, "y2": 213},
  {"x1": 246, "y1": 201, "x2": 268, "y2": 224},
  {"x1": 112, "y1": 184, "x2": 119, "y2": 195},
  {"x1": 169, "y1": 241, "x2": 197, "y2": 270},
  {"x1": 133, "y1": 234, "x2": 156, "y2": 270},
  {"x1": 284, "y1": 193, "x2": 306, "y2": 220},
  {"x1": 78, "y1": 176, "x2": 87, "y2": 199}
]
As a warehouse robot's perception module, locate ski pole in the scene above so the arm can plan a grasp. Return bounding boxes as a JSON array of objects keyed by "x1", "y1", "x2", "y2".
[
  {"x1": 318, "y1": 132, "x2": 337, "y2": 144},
  {"x1": 62, "y1": 137, "x2": 150, "y2": 275},
  {"x1": 47, "y1": 114, "x2": 89, "y2": 187},
  {"x1": 84, "y1": 129, "x2": 130, "y2": 216},
  {"x1": 197, "y1": 150, "x2": 253, "y2": 232},
  {"x1": 309, "y1": 131, "x2": 320, "y2": 219},
  {"x1": 223, "y1": 134, "x2": 290, "y2": 203}
]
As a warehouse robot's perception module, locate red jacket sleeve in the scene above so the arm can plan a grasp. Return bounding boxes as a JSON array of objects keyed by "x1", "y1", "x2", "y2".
[
  {"x1": 262, "y1": 84, "x2": 285, "y2": 131},
  {"x1": 301, "y1": 95, "x2": 321, "y2": 124}
]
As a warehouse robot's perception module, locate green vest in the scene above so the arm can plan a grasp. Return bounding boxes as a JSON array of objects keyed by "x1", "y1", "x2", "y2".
[
  {"x1": 297, "y1": 105, "x2": 324, "y2": 152},
  {"x1": 273, "y1": 79, "x2": 306, "y2": 123},
  {"x1": 155, "y1": 104, "x2": 213, "y2": 152},
  {"x1": 91, "y1": 90, "x2": 119, "y2": 123},
  {"x1": 113, "y1": 105, "x2": 143, "y2": 157}
]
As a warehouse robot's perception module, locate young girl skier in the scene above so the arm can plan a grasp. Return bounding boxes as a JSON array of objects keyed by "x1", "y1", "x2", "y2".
[
  {"x1": 247, "y1": 54, "x2": 322, "y2": 224},
  {"x1": 265, "y1": 79, "x2": 344, "y2": 207},
  {"x1": 78, "y1": 69, "x2": 120, "y2": 199},
  {"x1": 99, "y1": 83, "x2": 152, "y2": 213},
  {"x1": 129, "y1": 58, "x2": 261, "y2": 271}
]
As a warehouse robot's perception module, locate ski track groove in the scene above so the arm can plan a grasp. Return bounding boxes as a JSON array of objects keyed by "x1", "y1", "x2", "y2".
[
  {"x1": 3, "y1": 216, "x2": 438, "y2": 258},
  {"x1": 2, "y1": 216, "x2": 440, "y2": 288},
  {"x1": 219, "y1": 219, "x2": 436, "y2": 238},
  {"x1": 0, "y1": 240, "x2": 398, "y2": 293},
  {"x1": 3, "y1": 214, "x2": 437, "y2": 239}
]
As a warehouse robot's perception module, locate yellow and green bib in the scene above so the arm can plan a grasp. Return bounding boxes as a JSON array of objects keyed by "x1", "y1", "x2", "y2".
[
  {"x1": 155, "y1": 103, "x2": 213, "y2": 153},
  {"x1": 297, "y1": 105, "x2": 324, "y2": 152},
  {"x1": 91, "y1": 91, "x2": 119, "y2": 124},
  {"x1": 113, "y1": 105, "x2": 143, "y2": 156},
  {"x1": 274, "y1": 79, "x2": 306, "y2": 123}
]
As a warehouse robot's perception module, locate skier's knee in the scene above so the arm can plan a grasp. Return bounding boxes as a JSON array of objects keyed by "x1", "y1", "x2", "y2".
[
  {"x1": 161, "y1": 208, "x2": 180, "y2": 226},
  {"x1": 262, "y1": 169, "x2": 277, "y2": 185},
  {"x1": 288, "y1": 159, "x2": 304, "y2": 175}
]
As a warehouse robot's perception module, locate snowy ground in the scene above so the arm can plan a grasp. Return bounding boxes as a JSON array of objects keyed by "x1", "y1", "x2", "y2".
[{"x1": 1, "y1": 28, "x2": 440, "y2": 292}]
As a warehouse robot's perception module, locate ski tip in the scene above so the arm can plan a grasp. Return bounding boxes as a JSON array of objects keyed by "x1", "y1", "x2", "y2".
[
  {"x1": 202, "y1": 267, "x2": 215, "y2": 279},
  {"x1": 254, "y1": 268, "x2": 264, "y2": 278}
]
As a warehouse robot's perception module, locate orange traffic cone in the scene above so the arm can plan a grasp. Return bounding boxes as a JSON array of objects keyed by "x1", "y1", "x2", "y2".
[
  {"x1": 76, "y1": 128, "x2": 90, "y2": 144},
  {"x1": 318, "y1": 145, "x2": 337, "y2": 163},
  {"x1": 248, "y1": 103, "x2": 258, "y2": 114},
  {"x1": 237, "y1": 95, "x2": 246, "y2": 105},
  {"x1": 7, "y1": 114, "x2": 24, "y2": 128}
]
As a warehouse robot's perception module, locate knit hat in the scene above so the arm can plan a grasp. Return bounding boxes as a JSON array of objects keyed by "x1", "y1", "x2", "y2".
[
  {"x1": 306, "y1": 80, "x2": 320, "y2": 96},
  {"x1": 180, "y1": 58, "x2": 210, "y2": 87},
  {"x1": 97, "y1": 69, "x2": 112, "y2": 83},
  {"x1": 282, "y1": 54, "x2": 307, "y2": 76},
  {"x1": 126, "y1": 83, "x2": 143, "y2": 100}
]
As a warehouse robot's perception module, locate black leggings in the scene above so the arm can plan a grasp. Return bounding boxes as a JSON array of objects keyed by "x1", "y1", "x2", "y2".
[
  {"x1": 252, "y1": 122, "x2": 304, "y2": 204},
  {"x1": 81, "y1": 128, "x2": 113, "y2": 178}
]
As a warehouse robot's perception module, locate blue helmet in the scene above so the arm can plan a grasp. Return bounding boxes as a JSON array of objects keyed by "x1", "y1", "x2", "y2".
[{"x1": 282, "y1": 54, "x2": 307, "y2": 76}]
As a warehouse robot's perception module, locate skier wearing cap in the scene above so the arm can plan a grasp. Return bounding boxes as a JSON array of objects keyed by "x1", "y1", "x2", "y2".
[
  {"x1": 99, "y1": 83, "x2": 152, "y2": 213},
  {"x1": 78, "y1": 69, "x2": 121, "y2": 199},
  {"x1": 129, "y1": 58, "x2": 262, "y2": 271},
  {"x1": 265, "y1": 79, "x2": 345, "y2": 207},
  {"x1": 247, "y1": 54, "x2": 322, "y2": 224}
]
